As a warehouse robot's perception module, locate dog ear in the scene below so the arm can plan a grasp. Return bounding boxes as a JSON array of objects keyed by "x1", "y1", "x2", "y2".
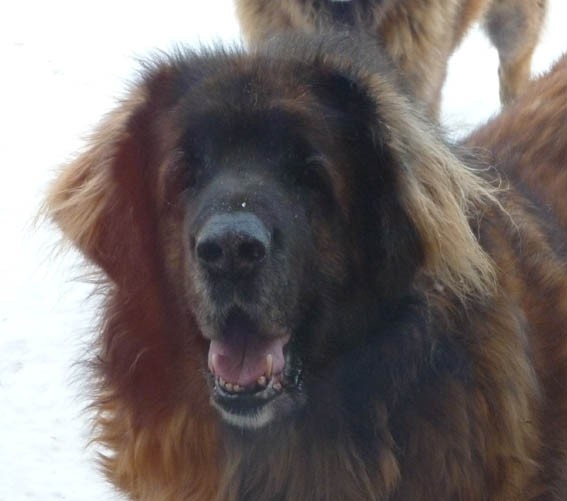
[
  {"x1": 47, "y1": 90, "x2": 148, "y2": 285},
  {"x1": 366, "y1": 74, "x2": 498, "y2": 301},
  {"x1": 313, "y1": 64, "x2": 497, "y2": 300},
  {"x1": 46, "y1": 62, "x2": 189, "y2": 287}
]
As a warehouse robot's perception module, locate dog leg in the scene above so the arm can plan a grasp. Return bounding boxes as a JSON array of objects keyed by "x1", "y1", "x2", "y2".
[{"x1": 483, "y1": 0, "x2": 547, "y2": 106}]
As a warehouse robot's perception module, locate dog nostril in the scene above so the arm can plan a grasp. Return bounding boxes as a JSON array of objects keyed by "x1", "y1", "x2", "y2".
[
  {"x1": 195, "y1": 213, "x2": 271, "y2": 275},
  {"x1": 238, "y1": 240, "x2": 266, "y2": 264},
  {"x1": 197, "y1": 240, "x2": 224, "y2": 264}
]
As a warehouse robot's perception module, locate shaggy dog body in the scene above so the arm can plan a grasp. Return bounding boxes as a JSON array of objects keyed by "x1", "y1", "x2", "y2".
[
  {"x1": 465, "y1": 55, "x2": 567, "y2": 496},
  {"x1": 235, "y1": 0, "x2": 547, "y2": 116},
  {"x1": 47, "y1": 37, "x2": 567, "y2": 500}
]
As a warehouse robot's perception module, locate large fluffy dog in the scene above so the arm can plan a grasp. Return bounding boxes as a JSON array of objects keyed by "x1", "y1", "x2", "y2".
[
  {"x1": 236, "y1": 0, "x2": 548, "y2": 116},
  {"x1": 47, "y1": 35, "x2": 566, "y2": 500}
]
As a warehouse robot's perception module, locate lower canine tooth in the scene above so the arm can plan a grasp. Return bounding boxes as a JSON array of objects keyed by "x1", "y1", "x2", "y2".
[{"x1": 210, "y1": 353, "x2": 218, "y2": 374}]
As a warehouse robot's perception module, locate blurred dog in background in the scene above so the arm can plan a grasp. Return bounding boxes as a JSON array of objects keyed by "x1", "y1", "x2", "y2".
[{"x1": 236, "y1": 0, "x2": 547, "y2": 117}]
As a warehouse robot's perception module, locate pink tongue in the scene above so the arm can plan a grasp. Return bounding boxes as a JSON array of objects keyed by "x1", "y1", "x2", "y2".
[{"x1": 208, "y1": 334, "x2": 289, "y2": 387}]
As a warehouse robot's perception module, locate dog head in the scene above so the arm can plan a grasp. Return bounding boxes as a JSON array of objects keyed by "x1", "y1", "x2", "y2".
[{"x1": 47, "y1": 35, "x2": 494, "y2": 431}]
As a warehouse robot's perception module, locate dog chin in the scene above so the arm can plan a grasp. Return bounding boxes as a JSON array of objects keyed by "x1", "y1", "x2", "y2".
[
  {"x1": 212, "y1": 389, "x2": 304, "y2": 431},
  {"x1": 214, "y1": 401, "x2": 278, "y2": 430}
]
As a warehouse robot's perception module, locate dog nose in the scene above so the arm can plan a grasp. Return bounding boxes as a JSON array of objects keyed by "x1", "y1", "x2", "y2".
[{"x1": 195, "y1": 212, "x2": 270, "y2": 276}]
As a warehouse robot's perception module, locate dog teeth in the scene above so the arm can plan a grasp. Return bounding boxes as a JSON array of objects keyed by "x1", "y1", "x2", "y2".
[
  {"x1": 209, "y1": 353, "x2": 218, "y2": 374},
  {"x1": 215, "y1": 378, "x2": 249, "y2": 393},
  {"x1": 266, "y1": 354, "x2": 273, "y2": 378},
  {"x1": 215, "y1": 369, "x2": 287, "y2": 394},
  {"x1": 216, "y1": 378, "x2": 237, "y2": 392}
]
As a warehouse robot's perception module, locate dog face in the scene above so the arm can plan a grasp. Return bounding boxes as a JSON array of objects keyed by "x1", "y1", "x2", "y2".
[
  {"x1": 157, "y1": 60, "x2": 422, "y2": 429},
  {"x1": 181, "y1": 105, "x2": 345, "y2": 428}
]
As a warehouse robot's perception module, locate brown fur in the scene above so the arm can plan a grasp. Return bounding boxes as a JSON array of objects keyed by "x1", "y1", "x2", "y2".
[
  {"x1": 467, "y1": 54, "x2": 567, "y2": 232},
  {"x1": 45, "y1": 39, "x2": 567, "y2": 500},
  {"x1": 235, "y1": 0, "x2": 548, "y2": 116},
  {"x1": 466, "y1": 54, "x2": 567, "y2": 497}
]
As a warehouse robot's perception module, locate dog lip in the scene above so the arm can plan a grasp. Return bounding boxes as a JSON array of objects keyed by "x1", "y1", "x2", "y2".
[{"x1": 212, "y1": 388, "x2": 278, "y2": 419}]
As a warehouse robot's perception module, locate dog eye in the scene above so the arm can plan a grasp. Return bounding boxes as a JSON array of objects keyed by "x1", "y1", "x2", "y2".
[
  {"x1": 180, "y1": 153, "x2": 205, "y2": 192},
  {"x1": 292, "y1": 157, "x2": 329, "y2": 194},
  {"x1": 183, "y1": 168, "x2": 198, "y2": 190},
  {"x1": 295, "y1": 166, "x2": 323, "y2": 191}
]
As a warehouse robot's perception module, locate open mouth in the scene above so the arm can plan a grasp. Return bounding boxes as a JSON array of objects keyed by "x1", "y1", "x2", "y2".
[{"x1": 206, "y1": 308, "x2": 300, "y2": 427}]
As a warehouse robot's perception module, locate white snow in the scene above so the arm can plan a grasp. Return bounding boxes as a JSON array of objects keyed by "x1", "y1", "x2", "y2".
[{"x1": 0, "y1": 1, "x2": 565, "y2": 499}]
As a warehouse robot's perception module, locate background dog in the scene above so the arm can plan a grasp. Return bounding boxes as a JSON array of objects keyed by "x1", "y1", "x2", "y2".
[
  {"x1": 46, "y1": 35, "x2": 566, "y2": 500},
  {"x1": 465, "y1": 57, "x2": 567, "y2": 495},
  {"x1": 466, "y1": 53, "x2": 567, "y2": 232},
  {"x1": 235, "y1": 0, "x2": 548, "y2": 117}
]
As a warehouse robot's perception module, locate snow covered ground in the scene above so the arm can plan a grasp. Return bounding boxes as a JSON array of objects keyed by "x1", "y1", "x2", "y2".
[{"x1": 0, "y1": 1, "x2": 565, "y2": 499}]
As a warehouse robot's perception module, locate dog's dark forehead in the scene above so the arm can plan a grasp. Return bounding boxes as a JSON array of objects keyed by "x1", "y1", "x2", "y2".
[
  {"x1": 189, "y1": 113, "x2": 311, "y2": 167},
  {"x1": 165, "y1": 58, "x2": 340, "y2": 158},
  {"x1": 173, "y1": 54, "x2": 312, "y2": 108}
]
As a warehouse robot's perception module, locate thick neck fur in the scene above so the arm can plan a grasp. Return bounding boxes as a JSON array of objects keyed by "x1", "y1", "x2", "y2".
[
  {"x1": 217, "y1": 293, "x2": 444, "y2": 501},
  {"x1": 219, "y1": 401, "x2": 395, "y2": 501}
]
